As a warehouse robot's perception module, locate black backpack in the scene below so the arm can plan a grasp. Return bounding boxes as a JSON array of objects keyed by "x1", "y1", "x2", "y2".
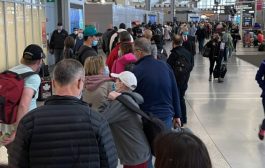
[
  {"x1": 116, "y1": 94, "x2": 167, "y2": 156},
  {"x1": 157, "y1": 48, "x2": 168, "y2": 61},
  {"x1": 171, "y1": 50, "x2": 192, "y2": 85}
]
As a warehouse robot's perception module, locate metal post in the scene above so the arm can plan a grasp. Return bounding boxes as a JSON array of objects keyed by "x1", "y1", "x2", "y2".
[{"x1": 171, "y1": 0, "x2": 175, "y2": 22}]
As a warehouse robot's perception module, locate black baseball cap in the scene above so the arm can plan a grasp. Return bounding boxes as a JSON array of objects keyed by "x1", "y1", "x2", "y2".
[{"x1": 23, "y1": 44, "x2": 45, "y2": 60}]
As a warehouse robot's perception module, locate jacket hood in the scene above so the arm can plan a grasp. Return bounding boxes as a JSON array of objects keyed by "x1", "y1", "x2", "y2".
[
  {"x1": 120, "y1": 53, "x2": 136, "y2": 59},
  {"x1": 85, "y1": 75, "x2": 114, "y2": 91},
  {"x1": 122, "y1": 91, "x2": 144, "y2": 105}
]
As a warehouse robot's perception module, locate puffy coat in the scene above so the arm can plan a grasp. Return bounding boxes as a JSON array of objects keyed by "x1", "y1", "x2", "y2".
[{"x1": 9, "y1": 95, "x2": 118, "y2": 168}]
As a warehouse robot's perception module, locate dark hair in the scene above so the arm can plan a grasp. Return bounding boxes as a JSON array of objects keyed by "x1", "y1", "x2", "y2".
[
  {"x1": 119, "y1": 23, "x2": 126, "y2": 29},
  {"x1": 114, "y1": 26, "x2": 118, "y2": 31},
  {"x1": 53, "y1": 59, "x2": 84, "y2": 86},
  {"x1": 120, "y1": 42, "x2": 133, "y2": 55},
  {"x1": 119, "y1": 31, "x2": 131, "y2": 42},
  {"x1": 154, "y1": 132, "x2": 212, "y2": 168},
  {"x1": 64, "y1": 36, "x2": 75, "y2": 49}
]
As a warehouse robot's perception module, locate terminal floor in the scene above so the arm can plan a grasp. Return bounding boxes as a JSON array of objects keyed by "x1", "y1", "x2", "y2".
[{"x1": 1, "y1": 44, "x2": 265, "y2": 168}]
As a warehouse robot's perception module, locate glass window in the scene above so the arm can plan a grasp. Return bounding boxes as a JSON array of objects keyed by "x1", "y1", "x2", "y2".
[
  {"x1": 25, "y1": 4, "x2": 33, "y2": 45},
  {"x1": 0, "y1": 2, "x2": 6, "y2": 71},
  {"x1": 32, "y1": 5, "x2": 40, "y2": 44},
  {"x1": 6, "y1": 2, "x2": 17, "y2": 68},
  {"x1": 15, "y1": 3, "x2": 25, "y2": 63},
  {"x1": 32, "y1": 0, "x2": 40, "y2": 4}
]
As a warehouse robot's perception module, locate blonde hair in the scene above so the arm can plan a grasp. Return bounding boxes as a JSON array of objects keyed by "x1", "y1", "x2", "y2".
[
  {"x1": 144, "y1": 29, "x2": 153, "y2": 40},
  {"x1": 84, "y1": 55, "x2": 104, "y2": 76}
]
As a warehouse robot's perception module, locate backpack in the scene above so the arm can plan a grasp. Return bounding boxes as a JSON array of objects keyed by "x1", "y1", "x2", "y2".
[
  {"x1": 0, "y1": 71, "x2": 36, "y2": 124},
  {"x1": 171, "y1": 50, "x2": 192, "y2": 85},
  {"x1": 111, "y1": 32, "x2": 120, "y2": 51},
  {"x1": 157, "y1": 48, "x2": 168, "y2": 61},
  {"x1": 116, "y1": 94, "x2": 167, "y2": 156}
]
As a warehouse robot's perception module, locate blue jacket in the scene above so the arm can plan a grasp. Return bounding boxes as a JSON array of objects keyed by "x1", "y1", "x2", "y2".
[
  {"x1": 132, "y1": 55, "x2": 181, "y2": 119},
  {"x1": 256, "y1": 60, "x2": 265, "y2": 97}
]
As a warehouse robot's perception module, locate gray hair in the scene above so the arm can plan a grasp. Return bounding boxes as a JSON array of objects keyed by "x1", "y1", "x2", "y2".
[
  {"x1": 53, "y1": 59, "x2": 85, "y2": 86},
  {"x1": 134, "y1": 38, "x2": 151, "y2": 55}
]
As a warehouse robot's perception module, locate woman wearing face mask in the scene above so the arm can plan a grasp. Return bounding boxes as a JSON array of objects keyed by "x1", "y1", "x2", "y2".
[
  {"x1": 111, "y1": 42, "x2": 137, "y2": 73},
  {"x1": 205, "y1": 33, "x2": 221, "y2": 81},
  {"x1": 82, "y1": 56, "x2": 114, "y2": 111}
]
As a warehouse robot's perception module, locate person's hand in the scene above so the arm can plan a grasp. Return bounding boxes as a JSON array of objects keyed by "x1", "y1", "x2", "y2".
[
  {"x1": 173, "y1": 118, "x2": 181, "y2": 129},
  {"x1": 108, "y1": 91, "x2": 121, "y2": 100},
  {"x1": 1, "y1": 131, "x2": 16, "y2": 146}
]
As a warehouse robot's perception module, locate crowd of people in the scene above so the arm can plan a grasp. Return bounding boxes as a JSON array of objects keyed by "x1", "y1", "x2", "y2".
[{"x1": 2, "y1": 20, "x2": 246, "y2": 168}]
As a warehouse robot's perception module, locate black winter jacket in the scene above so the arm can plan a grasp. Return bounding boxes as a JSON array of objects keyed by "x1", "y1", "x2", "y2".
[
  {"x1": 50, "y1": 29, "x2": 68, "y2": 49},
  {"x1": 9, "y1": 96, "x2": 118, "y2": 168}
]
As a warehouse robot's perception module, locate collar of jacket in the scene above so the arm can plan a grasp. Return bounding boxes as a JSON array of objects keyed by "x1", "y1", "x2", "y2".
[
  {"x1": 171, "y1": 46, "x2": 182, "y2": 52},
  {"x1": 44, "y1": 95, "x2": 89, "y2": 106},
  {"x1": 135, "y1": 55, "x2": 153, "y2": 65}
]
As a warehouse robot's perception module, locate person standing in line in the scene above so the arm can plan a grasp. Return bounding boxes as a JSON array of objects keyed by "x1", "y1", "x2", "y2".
[
  {"x1": 8, "y1": 59, "x2": 118, "y2": 168},
  {"x1": 154, "y1": 132, "x2": 212, "y2": 168},
  {"x1": 0, "y1": 44, "x2": 44, "y2": 158},
  {"x1": 167, "y1": 35, "x2": 193, "y2": 126},
  {"x1": 83, "y1": 56, "x2": 114, "y2": 111},
  {"x1": 63, "y1": 36, "x2": 75, "y2": 59},
  {"x1": 49, "y1": 22, "x2": 68, "y2": 64},
  {"x1": 99, "y1": 71, "x2": 150, "y2": 168},
  {"x1": 76, "y1": 25, "x2": 100, "y2": 65},
  {"x1": 132, "y1": 38, "x2": 182, "y2": 131}
]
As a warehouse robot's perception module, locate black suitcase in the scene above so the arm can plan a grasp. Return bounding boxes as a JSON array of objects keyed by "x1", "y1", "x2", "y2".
[
  {"x1": 258, "y1": 43, "x2": 265, "y2": 51},
  {"x1": 213, "y1": 65, "x2": 219, "y2": 78},
  {"x1": 220, "y1": 64, "x2": 227, "y2": 78}
]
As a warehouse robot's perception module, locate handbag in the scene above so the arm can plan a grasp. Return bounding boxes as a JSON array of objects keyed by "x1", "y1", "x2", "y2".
[{"x1": 202, "y1": 45, "x2": 211, "y2": 57}]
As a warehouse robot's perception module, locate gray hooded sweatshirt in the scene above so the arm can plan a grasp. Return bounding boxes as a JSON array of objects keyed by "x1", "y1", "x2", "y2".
[{"x1": 99, "y1": 91, "x2": 150, "y2": 165}]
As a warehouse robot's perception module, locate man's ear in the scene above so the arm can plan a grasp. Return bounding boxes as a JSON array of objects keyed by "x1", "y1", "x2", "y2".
[
  {"x1": 77, "y1": 78, "x2": 83, "y2": 90},
  {"x1": 52, "y1": 80, "x2": 56, "y2": 90}
]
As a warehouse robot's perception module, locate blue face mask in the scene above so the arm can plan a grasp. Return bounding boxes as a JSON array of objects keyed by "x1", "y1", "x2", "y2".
[
  {"x1": 92, "y1": 40, "x2": 98, "y2": 46},
  {"x1": 183, "y1": 32, "x2": 189, "y2": 35}
]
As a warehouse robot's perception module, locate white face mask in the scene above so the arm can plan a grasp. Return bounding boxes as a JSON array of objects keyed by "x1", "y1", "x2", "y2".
[
  {"x1": 74, "y1": 31, "x2": 78, "y2": 35},
  {"x1": 78, "y1": 33, "x2": 83, "y2": 39}
]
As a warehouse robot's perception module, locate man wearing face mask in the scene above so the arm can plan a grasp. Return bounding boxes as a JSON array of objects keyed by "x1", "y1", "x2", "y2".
[
  {"x1": 70, "y1": 27, "x2": 79, "y2": 40},
  {"x1": 8, "y1": 59, "x2": 118, "y2": 168},
  {"x1": 73, "y1": 29, "x2": 84, "y2": 54},
  {"x1": 76, "y1": 25, "x2": 100, "y2": 65},
  {"x1": 181, "y1": 26, "x2": 196, "y2": 56},
  {"x1": 49, "y1": 22, "x2": 68, "y2": 64}
]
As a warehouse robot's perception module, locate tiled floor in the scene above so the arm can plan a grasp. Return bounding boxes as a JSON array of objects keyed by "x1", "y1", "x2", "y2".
[{"x1": 1, "y1": 43, "x2": 265, "y2": 168}]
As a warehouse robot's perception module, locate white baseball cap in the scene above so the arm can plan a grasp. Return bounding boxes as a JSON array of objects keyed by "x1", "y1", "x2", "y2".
[{"x1": 111, "y1": 71, "x2": 137, "y2": 90}]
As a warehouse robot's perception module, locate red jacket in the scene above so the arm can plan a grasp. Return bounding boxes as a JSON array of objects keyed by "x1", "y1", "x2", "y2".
[{"x1": 106, "y1": 44, "x2": 120, "y2": 72}]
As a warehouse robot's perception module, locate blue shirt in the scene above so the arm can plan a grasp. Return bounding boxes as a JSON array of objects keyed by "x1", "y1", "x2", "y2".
[{"x1": 133, "y1": 55, "x2": 181, "y2": 119}]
